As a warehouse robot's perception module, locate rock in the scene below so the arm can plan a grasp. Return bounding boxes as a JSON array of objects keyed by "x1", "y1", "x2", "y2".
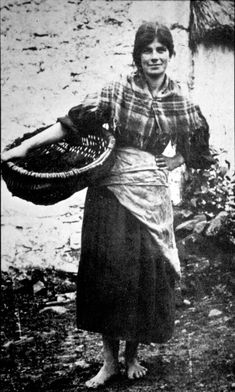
[
  {"x1": 39, "y1": 306, "x2": 68, "y2": 315},
  {"x1": 74, "y1": 359, "x2": 90, "y2": 369},
  {"x1": 33, "y1": 280, "x2": 46, "y2": 294},
  {"x1": 208, "y1": 309, "x2": 223, "y2": 318},
  {"x1": 206, "y1": 211, "x2": 228, "y2": 237},
  {"x1": 57, "y1": 354, "x2": 77, "y2": 363},
  {"x1": 75, "y1": 345, "x2": 84, "y2": 353},
  {"x1": 190, "y1": 198, "x2": 197, "y2": 208},
  {"x1": 56, "y1": 294, "x2": 67, "y2": 302},
  {"x1": 64, "y1": 292, "x2": 76, "y2": 301}
]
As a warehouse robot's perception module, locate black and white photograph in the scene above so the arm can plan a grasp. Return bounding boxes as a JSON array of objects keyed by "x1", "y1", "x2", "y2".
[{"x1": 1, "y1": 0, "x2": 234, "y2": 391}]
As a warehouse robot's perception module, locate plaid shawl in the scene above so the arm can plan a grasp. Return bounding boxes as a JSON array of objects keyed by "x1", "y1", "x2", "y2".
[{"x1": 59, "y1": 72, "x2": 213, "y2": 169}]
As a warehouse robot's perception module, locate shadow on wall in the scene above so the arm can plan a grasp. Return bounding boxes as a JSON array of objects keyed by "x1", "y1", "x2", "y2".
[{"x1": 189, "y1": 0, "x2": 234, "y2": 169}]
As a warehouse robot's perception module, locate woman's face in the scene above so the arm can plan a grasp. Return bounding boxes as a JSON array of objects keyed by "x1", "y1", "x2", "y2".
[{"x1": 140, "y1": 37, "x2": 170, "y2": 79}]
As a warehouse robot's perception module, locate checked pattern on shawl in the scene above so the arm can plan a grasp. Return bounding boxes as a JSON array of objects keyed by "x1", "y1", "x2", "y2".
[{"x1": 59, "y1": 72, "x2": 212, "y2": 169}]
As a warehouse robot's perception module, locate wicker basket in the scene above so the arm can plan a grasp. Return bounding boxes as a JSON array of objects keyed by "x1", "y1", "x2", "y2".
[{"x1": 1, "y1": 124, "x2": 116, "y2": 205}]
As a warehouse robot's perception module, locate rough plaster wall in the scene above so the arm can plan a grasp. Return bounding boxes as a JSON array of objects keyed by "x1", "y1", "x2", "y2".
[{"x1": 192, "y1": 44, "x2": 234, "y2": 169}]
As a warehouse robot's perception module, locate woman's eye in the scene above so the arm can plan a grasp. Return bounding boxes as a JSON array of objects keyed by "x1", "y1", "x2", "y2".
[
  {"x1": 158, "y1": 47, "x2": 167, "y2": 53},
  {"x1": 142, "y1": 48, "x2": 152, "y2": 54}
]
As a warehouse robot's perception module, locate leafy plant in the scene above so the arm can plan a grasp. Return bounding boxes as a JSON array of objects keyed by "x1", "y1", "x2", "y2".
[
  {"x1": 182, "y1": 149, "x2": 235, "y2": 218},
  {"x1": 181, "y1": 149, "x2": 235, "y2": 247}
]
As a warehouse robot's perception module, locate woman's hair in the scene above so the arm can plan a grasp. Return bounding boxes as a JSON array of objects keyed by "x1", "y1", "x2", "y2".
[{"x1": 133, "y1": 21, "x2": 175, "y2": 70}]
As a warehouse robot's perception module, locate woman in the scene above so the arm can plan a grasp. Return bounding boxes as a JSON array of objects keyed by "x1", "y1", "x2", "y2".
[{"x1": 1, "y1": 22, "x2": 212, "y2": 389}]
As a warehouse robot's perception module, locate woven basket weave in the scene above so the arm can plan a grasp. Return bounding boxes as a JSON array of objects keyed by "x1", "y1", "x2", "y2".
[{"x1": 1, "y1": 124, "x2": 116, "y2": 205}]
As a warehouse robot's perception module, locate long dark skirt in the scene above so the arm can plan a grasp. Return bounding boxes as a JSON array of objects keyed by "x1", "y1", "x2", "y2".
[{"x1": 77, "y1": 186, "x2": 175, "y2": 344}]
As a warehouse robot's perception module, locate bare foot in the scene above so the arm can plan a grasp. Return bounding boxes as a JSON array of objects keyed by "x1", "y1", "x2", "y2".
[
  {"x1": 85, "y1": 364, "x2": 119, "y2": 389},
  {"x1": 126, "y1": 359, "x2": 148, "y2": 380}
]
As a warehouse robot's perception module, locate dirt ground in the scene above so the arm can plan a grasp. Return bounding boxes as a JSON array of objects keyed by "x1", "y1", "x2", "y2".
[
  {"x1": 1, "y1": 1, "x2": 235, "y2": 391},
  {"x1": 1, "y1": 249, "x2": 234, "y2": 392}
]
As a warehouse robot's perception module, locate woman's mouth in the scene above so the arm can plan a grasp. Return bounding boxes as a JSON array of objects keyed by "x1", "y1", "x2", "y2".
[{"x1": 149, "y1": 64, "x2": 162, "y2": 67}]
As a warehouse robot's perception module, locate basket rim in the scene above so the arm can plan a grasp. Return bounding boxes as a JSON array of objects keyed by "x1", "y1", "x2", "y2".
[{"x1": 3, "y1": 129, "x2": 116, "y2": 180}]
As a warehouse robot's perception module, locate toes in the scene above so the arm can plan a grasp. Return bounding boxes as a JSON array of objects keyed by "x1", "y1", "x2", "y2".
[
  {"x1": 85, "y1": 370, "x2": 120, "y2": 389},
  {"x1": 85, "y1": 380, "x2": 99, "y2": 389},
  {"x1": 135, "y1": 369, "x2": 146, "y2": 378},
  {"x1": 85, "y1": 381, "x2": 93, "y2": 388},
  {"x1": 127, "y1": 365, "x2": 148, "y2": 380},
  {"x1": 142, "y1": 366, "x2": 148, "y2": 375},
  {"x1": 85, "y1": 376, "x2": 104, "y2": 389}
]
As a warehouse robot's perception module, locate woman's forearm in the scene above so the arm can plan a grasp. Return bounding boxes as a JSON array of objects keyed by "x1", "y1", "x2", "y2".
[
  {"x1": 1, "y1": 122, "x2": 68, "y2": 161},
  {"x1": 23, "y1": 122, "x2": 67, "y2": 151}
]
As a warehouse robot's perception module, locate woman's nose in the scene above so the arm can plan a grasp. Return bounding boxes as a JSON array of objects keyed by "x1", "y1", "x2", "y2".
[{"x1": 151, "y1": 50, "x2": 159, "y2": 61}]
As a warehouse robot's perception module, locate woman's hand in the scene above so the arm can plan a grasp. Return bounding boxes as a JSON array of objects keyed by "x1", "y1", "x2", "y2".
[
  {"x1": 1, "y1": 143, "x2": 31, "y2": 162},
  {"x1": 155, "y1": 153, "x2": 185, "y2": 171}
]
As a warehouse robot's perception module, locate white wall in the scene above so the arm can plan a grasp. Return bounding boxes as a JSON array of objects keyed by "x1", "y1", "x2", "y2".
[{"x1": 192, "y1": 44, "x2": 234, "y2": 169}]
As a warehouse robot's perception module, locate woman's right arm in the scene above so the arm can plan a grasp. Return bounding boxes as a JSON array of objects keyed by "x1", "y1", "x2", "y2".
[
  {"x1": 1, "y1": 80, "x2": 115, "y2": 162},
  {"x1": 1, "y1": 122, "x2": 67, "y2": 162}
]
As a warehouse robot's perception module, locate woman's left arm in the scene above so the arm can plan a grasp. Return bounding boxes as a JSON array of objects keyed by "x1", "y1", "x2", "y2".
[{"x1": 175, "y1": 105, "x2": 215, "y2": 170}]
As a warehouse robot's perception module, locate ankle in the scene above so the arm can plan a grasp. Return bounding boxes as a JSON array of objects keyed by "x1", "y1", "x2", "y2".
[
  {"x1": 103, "y1": 359, "x2": 119, "y2": 371},
  {"x1": 125, "y1": 341, "x2": 139, "y2": 365},
  {"x1": 125, "y1": 356, "x2": 138, "y2": 366}
]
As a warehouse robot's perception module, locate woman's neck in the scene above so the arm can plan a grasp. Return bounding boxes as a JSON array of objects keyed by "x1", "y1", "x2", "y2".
[{"x1": 145, "y1": 73, "x2": 166, "y2": 97}]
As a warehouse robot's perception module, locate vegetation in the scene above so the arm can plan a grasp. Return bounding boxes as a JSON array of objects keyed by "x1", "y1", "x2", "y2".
[{"x1": 181, "y1": 149, "x2": 235, "y2": 248}]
